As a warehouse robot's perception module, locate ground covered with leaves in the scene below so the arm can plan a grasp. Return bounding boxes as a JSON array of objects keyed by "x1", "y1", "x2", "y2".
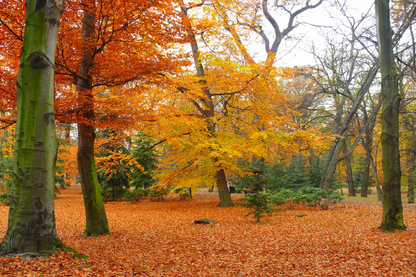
[{"x1": 1, "y1": 187, "x2": 416, "y2": 276}]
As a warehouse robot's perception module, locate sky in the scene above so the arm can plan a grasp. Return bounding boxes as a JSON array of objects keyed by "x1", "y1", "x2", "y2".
[{"x1": 274, "y1": 0, "x2": 375, "y2": 67}]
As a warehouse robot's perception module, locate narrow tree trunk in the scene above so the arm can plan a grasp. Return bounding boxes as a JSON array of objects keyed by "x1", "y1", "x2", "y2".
[
  {"x1": 361, "y1": 159, "x2": 371, "y2": 197},
  {"x1": 361, "y1": 104, "x2": 377, "y2": 197},
  {"x1": 75, "y1": 0, "x2": 110, "y2": 237},
  {"x1": 61, "y1": 124, "x2": 71, "y2": 188},
  {"x1": 376, "y1": 0, "x2": 405, "y2": 231},
  {"x1": 365, "y1": 142, "x2": 382, "y2": 201},
  {"x1": 407, "y1": 150, "x2": 415, "y2": 203},
  {"x1": 343, "y1": 141, "x2": 355, "y2": 196},
  {"x1": 0, "y1": 0, "x2": 70, "y2": 257}
]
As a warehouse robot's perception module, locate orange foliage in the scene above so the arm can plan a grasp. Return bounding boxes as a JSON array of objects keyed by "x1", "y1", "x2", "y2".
[
  {"x1": 54, "y1": 0, "x2": 187, "y2": 130},
  {"x1": 1, "y1": 187, "x2": 416, "y2": 275},
  {"x1": 0, "y1": 1, "x2": 24, "y2": 126}
]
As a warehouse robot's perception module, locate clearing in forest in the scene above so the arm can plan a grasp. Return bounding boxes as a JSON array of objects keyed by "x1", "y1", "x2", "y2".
[{"x1": 0, "y1": 187, "x2": 416, "y2": 276}]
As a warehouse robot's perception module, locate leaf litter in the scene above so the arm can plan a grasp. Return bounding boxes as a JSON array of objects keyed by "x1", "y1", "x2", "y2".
[{"x1": 0, "y1": 187, "x2": 416, "y2": 276}]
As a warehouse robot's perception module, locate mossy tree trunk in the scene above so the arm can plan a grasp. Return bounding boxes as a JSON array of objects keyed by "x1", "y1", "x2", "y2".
[
  {"x1": 376, "y1": 0, "x2": 405, "y2": 231},
  {"x1": 75, "y1": 0, "x2": 110, "y2": 237},
  {"x1": 0, "y1": 0, "x2": 70, "y2": 257}
]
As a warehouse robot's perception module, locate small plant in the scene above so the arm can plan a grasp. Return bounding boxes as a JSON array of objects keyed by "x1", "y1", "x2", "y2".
[
  {"x1": 174, "y1": 187, "x2": 192, "y2": 200},
  {"x1": 0, "y1": 191, "x2": 11, "y2": 205},
  {"x1": 269, "y1": 189, "x2": 297, "y2": 210},
  {"x1": 124, "y1": 188, "x2": 149, "y2": 203},
  {"x1": 149, "y1": 187, "x2": 169, "y2": 202},
  {"x1": 266, "y1": 203, "x2": 276, "y2": 216},
  {"x1": 241, "y1": 191, "x2": 274, "y2": 222},
  {"x1": 101, "y1": 187, "x2": 114, "y2": 203}
]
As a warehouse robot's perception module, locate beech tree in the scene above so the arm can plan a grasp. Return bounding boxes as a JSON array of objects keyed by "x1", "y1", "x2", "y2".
[
  {"x1": 376, "y1": 0, "x2": 405, "y2": 231},
  {"x1": 156, "y1": 0, "x2": 325, "y2": 206},
  {"x1": 179, "y1": 2, "x2": 233, "y2": 206},
  {"x1": 0, "y1": 0, "x2": 70, "y2": 257},
  {"x1": 54, "y1": 0, "x2": 184, "y2": 236},
  {"x1": 73, "y1": 0, "x2": 111, "y2": 237}
]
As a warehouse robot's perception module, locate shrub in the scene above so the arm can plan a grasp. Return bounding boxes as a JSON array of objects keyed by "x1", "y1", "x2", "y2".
[
  {"x1": 241, "y1": 191, "x2": 275, "y2": 222},
  {"x1": 97, "y1": 130, "x2": 159, "y2": 201},
  {"x1": 124, "y1": 188, "x2": 149, "y2": 203},
  {"x1": 269, "y1": 189, "x2": 297, "y2": 210},
  {"x1": 270, "y1": 187, "x2": 343, "y2": 210},
  {"x1": 149, "y1": 187, "x2": 169, "y2": 202},
  {"x1": 0, "y1": 191, "x2": 11, "y2": 205},
  {"x1": 174, "y1": 187, "x2": 192, "y2": 200},
  {"x1": 101, "y1": 187, "x2": 115, "y2": 202}
]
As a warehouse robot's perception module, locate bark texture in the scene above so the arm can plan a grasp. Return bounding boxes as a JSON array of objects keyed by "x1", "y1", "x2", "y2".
[
  {"x1": 376, "y1": 0, "x2": 405, "y2": 231},
  {"x1": 75, "y1": 0, "x2": 110, "y2": 236},
  {"x1": 0, "y1": 0, "x2": 69, "y2": 257}
]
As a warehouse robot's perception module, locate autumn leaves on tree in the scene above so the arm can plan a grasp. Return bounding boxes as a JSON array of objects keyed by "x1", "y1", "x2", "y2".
[{"x1": 1, "y1": 0, "x2": 416, "y2": 258}]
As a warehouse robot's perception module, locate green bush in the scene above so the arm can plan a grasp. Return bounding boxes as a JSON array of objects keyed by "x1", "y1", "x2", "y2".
[
  {"x1": 149, "y1": 187, "x2": 169, "y2": 202},
  {"x1": 234, "y1": 154, "x2": 343, "y2": 192},
  {"x1": 101, "y1": 187, "x2": 115, "y2": 202},
  {"x1": 241, "y1": 191, "x2": 275, "y2": 222},
  {"x1": 270, "y1": 187, "x2": 343, "y2": 210},
  {"x1": 174, "y1": 187, "x2": 192, "y2": 200},
  {"x1": 269, "y1": 189, "x2": 296, "y2": 210},
  {"x1": 124, "y1": 188, "x2": 149, "y2": 203},
  {"x1": 97, "y1": 130, "x2": 159, "y2": 201},
  {"x1": 0, "y1": 191, "x2": 11, "y2": 205}
]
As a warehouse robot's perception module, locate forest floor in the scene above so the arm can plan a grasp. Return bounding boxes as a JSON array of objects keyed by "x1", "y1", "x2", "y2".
[{"x1": 1, "y1": 186, "x2": 416, "y2": 276}]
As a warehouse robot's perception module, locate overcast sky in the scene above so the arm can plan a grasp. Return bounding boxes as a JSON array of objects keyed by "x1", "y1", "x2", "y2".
[{"x1": 274, "y1": 0, "x2": 375, "y2": 67}]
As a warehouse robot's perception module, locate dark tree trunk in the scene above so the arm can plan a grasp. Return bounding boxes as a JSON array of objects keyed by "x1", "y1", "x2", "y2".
[
  {"x1": 361, "y1": 158, "x2": 371, "y2": 197},
  {"x1": 216, "y1": 168, "x2": 233, "y2": 207},
  {"x1": 407, "y1": 150, "x2": 415, "y2": 203},
  {"x1": 376, "y1": 0, "x2": 405, "y2": 231},
  {"x1": 75, "y1": 0, "x2": 110, "y2": 237},
  {"x1": 343, "y1": 141, "x2": 355, "y2": 196}
]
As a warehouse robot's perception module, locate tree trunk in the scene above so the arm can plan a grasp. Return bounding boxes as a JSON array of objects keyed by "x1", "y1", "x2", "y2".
[
  {"x1": 376, "y1": 0, "x2": 405, "y2": 231},
  {"x1": 75, "y1": 0, "x2": 110, "y2": 237},
  {"x1": 216, "y1": 168, "x2": 233, "y2": 207},
  {"x1": 361, "y1": 158, "x2": 371, "y2": 197},
  {"x1": 361, "y1": 102, "x2": 378, "y2": 197},
  {"x1": 0, "y1": 0, "x2": 70, "y2": 257},
  {"x1": 364, "y1": 142, "x2": 382, "y2": 201},
  {"x1": 343, "y1": 141, "x2": 355, "y2": 196},
  {"x1": 61, "y1": 124, "x2": 71, "y2": 188},
  {"x1": 321, "y1": 138, "x2": 344, "y2": 191},
  {"x1": 77, "y1": 123, "x2": 110, "y2": 236},
  {"x1": 407, "y1": 150, "x2": 415, "y2": 203}
]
